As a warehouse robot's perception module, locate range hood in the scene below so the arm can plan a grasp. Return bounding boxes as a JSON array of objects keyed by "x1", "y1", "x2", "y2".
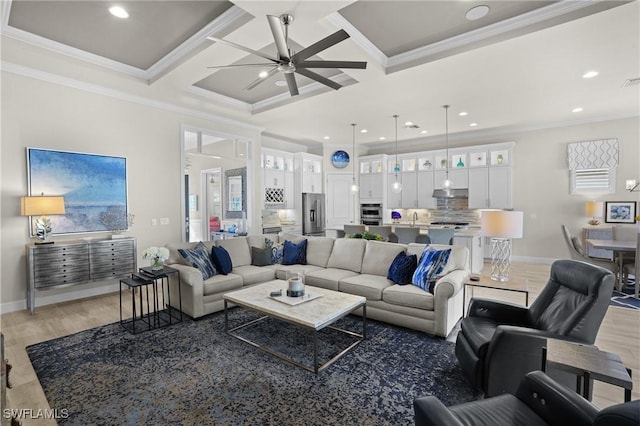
[{"x1": 432, "y1": 188, "x2": 469, "y2": 199}]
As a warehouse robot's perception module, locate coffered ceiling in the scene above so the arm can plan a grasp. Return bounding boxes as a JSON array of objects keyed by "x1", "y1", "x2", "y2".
[{"x1": 2, "y1": 1, "x2": 639, "y2": 150}]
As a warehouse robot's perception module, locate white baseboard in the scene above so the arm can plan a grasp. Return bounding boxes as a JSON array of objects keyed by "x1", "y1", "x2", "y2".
[{"x1": 0, "y1": 283, "x2": 120, "y2": 315}]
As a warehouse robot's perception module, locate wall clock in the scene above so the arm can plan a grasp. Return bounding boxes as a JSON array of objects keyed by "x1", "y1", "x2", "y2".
[{"x1": 331, "y1": 150, "x2": 350, "y2": 169}]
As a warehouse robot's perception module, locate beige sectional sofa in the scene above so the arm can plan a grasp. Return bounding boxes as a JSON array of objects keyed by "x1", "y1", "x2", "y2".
[{"x1": 165, "y1": 233, "x2": 470, "y2": 337}]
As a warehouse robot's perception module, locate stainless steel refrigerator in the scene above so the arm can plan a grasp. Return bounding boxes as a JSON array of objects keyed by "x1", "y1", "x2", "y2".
[{"x1": 302, "y1": 193, "x2": 326, "y2": 236}]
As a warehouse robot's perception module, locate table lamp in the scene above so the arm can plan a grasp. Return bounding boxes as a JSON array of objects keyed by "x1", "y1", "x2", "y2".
[
  {"x1": 481, "y1": 210, "x2": 524, "y2": 282},
  {"x1": 585, "y1": 200, "x2": 603, "y2": 225},
  {"x1": 21, "y1": 193, "x2": 66, "y2": 244}
]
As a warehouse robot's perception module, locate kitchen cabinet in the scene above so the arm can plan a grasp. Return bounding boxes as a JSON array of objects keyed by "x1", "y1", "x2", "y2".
[
  {"x1": 262, "y1": 148, "x2": 294, "y2": 209},
  {"x1": 468, "y1": 168, "x2": 489, "y2": 209},
  {"x1": 488, "y1": 166, "x2": 512, "y2": 209},
  {"x1": 416, "y1": 171, "x2": 436, "y2": 209},
  {"x1": 297, "y1": 153, "x2": 323, "y2": 194},
  {"x1": 359, "y1": 155, "x2": 387, "y2": 202},
  {"x1": 453, "y1": 233, "x2": 484, "y2": 274},
  {"x1": 434, "y1": 169, "x2": 468, "y2": 189},
  {"x1": 387, "y1": 173, "x2": 402, "y2": 208}
]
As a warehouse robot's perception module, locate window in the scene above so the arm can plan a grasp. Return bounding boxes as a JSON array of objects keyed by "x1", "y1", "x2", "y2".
[{"x1": 570, "y1": 168, "x2": 616, "y2": 195}]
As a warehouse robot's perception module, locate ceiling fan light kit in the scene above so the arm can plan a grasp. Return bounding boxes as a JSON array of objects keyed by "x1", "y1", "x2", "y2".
[{"x1": 208, "y1": 14, "x2": 367, "y2": 97}]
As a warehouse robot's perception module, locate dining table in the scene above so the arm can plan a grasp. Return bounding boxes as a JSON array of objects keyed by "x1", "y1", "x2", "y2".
[{"x1": 586, "y1": 239, "x2": 637, "y2": 290}]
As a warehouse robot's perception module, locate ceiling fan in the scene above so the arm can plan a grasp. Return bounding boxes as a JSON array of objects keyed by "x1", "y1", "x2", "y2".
[{"x1": 206, "y1": 14, "x2": 367, "y2": 96}]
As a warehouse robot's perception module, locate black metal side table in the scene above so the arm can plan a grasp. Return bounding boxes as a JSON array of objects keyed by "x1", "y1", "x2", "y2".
[
  {"x1": 120, "y1": 274, "x2": 155, "y2": 334},
  {"x1": 139, "y1": 265, "x2": 183, "y2": 326}
]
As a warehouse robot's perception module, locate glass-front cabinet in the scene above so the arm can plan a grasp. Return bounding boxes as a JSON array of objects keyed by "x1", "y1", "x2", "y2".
[{"x1": 359, "y1": 154, "x2": 387, "y2": 201}]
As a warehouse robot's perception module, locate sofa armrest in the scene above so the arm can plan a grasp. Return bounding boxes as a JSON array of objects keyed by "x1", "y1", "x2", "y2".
[
  {"x1": 413, "y1": 396, "x2": 465, "y2": 426},
  {"x1": 467, "y1": 298, "x2": 529, "y2": 324},
  {"x1": 516, "y1": 371, "x2": 599, "y2": 426},
  {"x1": 167, "y1": 263, "x2": 204, "y2": 317},
  {"x1": 434, "y1": 269, "x2": 467, "y2": 298}
]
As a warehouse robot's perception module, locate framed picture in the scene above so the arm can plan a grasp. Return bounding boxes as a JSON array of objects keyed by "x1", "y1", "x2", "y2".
[
  {"x1": 27, "y1": 148, "x2": 128, "y2": 235},
  {"x1": 604, "y1": 201, "x2": 637, "y2": 224}
]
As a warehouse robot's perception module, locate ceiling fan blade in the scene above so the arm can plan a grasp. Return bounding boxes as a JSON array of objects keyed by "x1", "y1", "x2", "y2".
[
  {"x1": 267, "y1": 15, "x2": 290, "y2": 60},
  {"x1": 285, "y1": 73, "x2": 299, "y2": 96},
  {"x1": 207, "y1": 63, "x2": 277, "y2": 69},
  {"x1": 293, "y1": 29, "x2": 350, "y2": 63},
  {"x1": 207, "y1": 36, "x2": 279, "y2": 63},
  {"x1": 244, "y1": 67, "x2": 279, "y2": 90},
  {"x1": 297, "y1": 60, "x2": 367, "y2": 70},
  {"x1": 295, "y1": 68, "x2": 342, "y2": 91}
]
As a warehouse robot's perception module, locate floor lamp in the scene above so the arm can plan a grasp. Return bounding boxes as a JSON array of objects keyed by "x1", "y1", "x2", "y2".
[{"x1": 481, "y1": 210, "x2": 524, "y2": 282}]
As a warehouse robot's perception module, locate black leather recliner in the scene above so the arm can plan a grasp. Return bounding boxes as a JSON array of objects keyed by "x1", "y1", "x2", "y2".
[
  {"x1": 414, "y1": 370, "x2": 639, "y2": 426},
  {"x1": 455, "y1": 259, "x2": 614, "y2": 397}
]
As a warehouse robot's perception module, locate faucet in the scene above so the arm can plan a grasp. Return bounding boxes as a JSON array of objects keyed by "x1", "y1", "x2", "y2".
[{"x1": 412, "y1": 212, "x2": 418, "y2": 227}]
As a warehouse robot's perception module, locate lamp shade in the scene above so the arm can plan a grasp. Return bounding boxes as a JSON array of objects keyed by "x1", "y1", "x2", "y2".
[
  {"x1": 21, "y1": 196, "x2": 65, "y2": 216},
  {"x1": 585, "y1": 200, "x2": 603, "y2": 218},
  {"x1": 481, "y1": 210, "x2": 523, "y2": 239}
]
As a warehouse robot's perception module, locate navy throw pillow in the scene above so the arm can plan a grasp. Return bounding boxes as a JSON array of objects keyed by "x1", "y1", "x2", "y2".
[
  {"x1": 211, "y1": 245, "x2": 233, "y2": 275},
  {"x1": 387, "y1": 252, "x2": 418, "y2": 285},
  {"x1": 282, "y1": 239, "x2": 307, "y2": 265},
  {"x1": 412, "y1": 247, "x2": 451, "y2": 293},
  {"x1": 178, "y1": 242, "x2": 216, "y2": 280}
]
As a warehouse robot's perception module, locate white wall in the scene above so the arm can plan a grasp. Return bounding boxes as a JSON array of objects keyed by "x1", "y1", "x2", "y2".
[{"x1": 1, "y1": 71, "x2": 262, "y2": 310}]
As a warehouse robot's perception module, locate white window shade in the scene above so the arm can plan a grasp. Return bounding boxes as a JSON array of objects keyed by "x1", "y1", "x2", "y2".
[{"x1": 567, "y1": 139, "x2": 618, "y2": 170}]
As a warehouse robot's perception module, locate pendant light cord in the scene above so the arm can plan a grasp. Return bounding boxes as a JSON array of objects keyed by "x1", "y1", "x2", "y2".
[
  {"x1": 393, "y1": 114, "x2": 399, "y2": 177},
  {"x1": 443, "y1": 105, "x2": 450, "y2": 180},
  {"x1": 351, "y1": 123, "x2": 357, "y2": 184}
]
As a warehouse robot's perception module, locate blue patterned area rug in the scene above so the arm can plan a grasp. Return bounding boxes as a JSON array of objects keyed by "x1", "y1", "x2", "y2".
[
  {"x1": 611, "y1": 279, "x2": 639, "y2": 310},
  {"x1": 27, "y1": 309, "x2": 480, "y2": 425}
]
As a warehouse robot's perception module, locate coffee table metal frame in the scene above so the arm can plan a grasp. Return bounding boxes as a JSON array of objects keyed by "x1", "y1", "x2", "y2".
[{"x1": 223, "y1": 281, "x2": 366, "y2": 374}]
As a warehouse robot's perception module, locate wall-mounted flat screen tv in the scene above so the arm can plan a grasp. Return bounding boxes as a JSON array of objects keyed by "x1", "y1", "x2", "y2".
[{"x1": 27, "y1": 148, "x2": 128, "y2": 235}]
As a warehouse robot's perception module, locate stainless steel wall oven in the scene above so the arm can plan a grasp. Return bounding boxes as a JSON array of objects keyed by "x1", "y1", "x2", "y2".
[{"x1": 360, "y1": 203, "x2": 382, "y2": 226}]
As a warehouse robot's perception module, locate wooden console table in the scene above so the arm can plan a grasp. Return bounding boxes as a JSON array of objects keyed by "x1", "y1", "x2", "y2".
[{"x1": 26, "y1": 237, "x2": 137, "y2": 314}]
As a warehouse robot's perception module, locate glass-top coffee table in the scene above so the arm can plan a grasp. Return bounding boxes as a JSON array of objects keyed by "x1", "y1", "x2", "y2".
[{"x1": 223, "y1": 280, "x2": 366, "y2": 374}]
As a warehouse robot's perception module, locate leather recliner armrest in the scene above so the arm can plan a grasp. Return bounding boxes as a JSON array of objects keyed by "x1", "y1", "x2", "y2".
[
  {"x1": 516, "y1": 371, "x2": 599, "y2": 426},
  {"x1": 467, "y1": 297, "x2": 529, "y2": 325},
  {"x1": 484, "y1": 325, "x2": 586, "y2": 396},
  {"x1": 413, "y1": 396, "x2": 465, "y2": 426}
]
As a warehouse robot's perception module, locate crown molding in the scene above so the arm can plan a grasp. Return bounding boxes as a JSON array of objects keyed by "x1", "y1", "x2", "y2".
[
  {"x1": 2, "y1": 61, "x2": 265, "y2": 133},
  {"x1": 325, "y1": 11, "x2": 388, "y2": 69}
]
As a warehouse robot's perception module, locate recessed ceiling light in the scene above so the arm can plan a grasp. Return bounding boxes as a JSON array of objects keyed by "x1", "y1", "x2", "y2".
[
  {"x1": 469, "y1": 123, "x2": 478, "y2": 127},
  {"x1": 582, "y1": 70, "x2": 599, "y2": 79},
  {"x1": 379, "y1": 137, "x2": 386, "y2": 140},
  {"x1": 466, "y1": 5, "x2": 489, "y2": 21},
  {"x1": 109, "y1": 6, "x2": 129, "y2": 19},
  {"x1": 572, "y1": 107, "x2": 584, "y2": 113},
  {"x1": 404, "y1": 121, "x2": 413, "y2": 126},
  {"x1": 360, "y1": 129, "x2": 368, "y2": 133},
  {"x1": 421, "y1": 130, "x2": 428, "y2": 134},
  {"x1": 258, "y1": 71, "x2": 269, "y2": 79},
  {"x1": 274, "y1": 80, "x2": 287, "y2": 87},
  {"x1": 459, "y1": 111, "x2": 468, "y2": 116},
  {"x1": 323, "y1": 136, "x2": 330, "y2": 140}
]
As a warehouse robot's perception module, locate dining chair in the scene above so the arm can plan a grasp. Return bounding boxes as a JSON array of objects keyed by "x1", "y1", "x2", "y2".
[
  {"x1": 428, "y1": 228, "x2": 455, "y2": 245},
  {"x1": 367, "y1": 225, "x2": 392, "y2": 241},
  {"x1": 343, "y1": 224, "x2": 366, "y2": 235},
  {"x1": 394, "y1": 227, "x2": 420, "y2": 244},
  {"x1": 561, "y1": 225, "x2": 618, "y2": 275}
]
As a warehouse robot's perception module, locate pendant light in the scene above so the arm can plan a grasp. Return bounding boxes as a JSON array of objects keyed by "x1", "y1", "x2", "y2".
[
  {"x1": 442, "y1": 105, "x2": 452, "y2": 192},
  {"x1": 350, "y1": 123, "x2": 359, "y2": 192},
  {"x1": 391, "y1": 114, "x2": 402, "y2": 193}
]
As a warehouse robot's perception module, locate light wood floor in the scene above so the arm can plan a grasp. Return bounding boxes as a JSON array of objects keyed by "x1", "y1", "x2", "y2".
[{"x1": 1, "y1": 262, "x2": 638, "y2": 425}]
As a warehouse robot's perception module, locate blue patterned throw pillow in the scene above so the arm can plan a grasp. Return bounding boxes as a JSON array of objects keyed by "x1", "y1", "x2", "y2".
[
  {"x1": 282, "y1": 239, "x2": 307, "y2": 265},
  {"x1": 412, "y1": 247, "x2": 451, "y2": 293},
  {"x1": 211, "y1": 246, "x2": 233, "y2": 275},
  {"x1": 265, "y1": 238, "x2": 284, "y2": 264},
  {"x1": 387, "y1": 252, "x2": 418, "y2": 285},
  {"x1": 178, "y1": 242, "x2": 216, "y2": 280}
]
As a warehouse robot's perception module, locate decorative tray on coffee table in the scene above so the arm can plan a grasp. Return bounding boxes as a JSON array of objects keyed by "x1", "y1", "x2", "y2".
[{"x1": 270, "y1": 292, "x2": 322, "y2": 306}]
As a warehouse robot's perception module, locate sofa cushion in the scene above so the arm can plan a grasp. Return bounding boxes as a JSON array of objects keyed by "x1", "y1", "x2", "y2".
[
  {"x1": 202, "y1": 273, "x2": 243, "y2": 296},
  {"x1": 383, "y1": 284, "x2": 435, "y2": 311},
  {"x1": 211, "y1": 246, "x2": 233, "y2": 275},
  {"x1": 215, "y1": 237, "x2": 252, "y2": 267},
  {"x1": 305, "y1": 268, "x2": 359, "y2": 291},
  {"x1": 251, "y1": 246, "x2": 273, "y2": 266},
  {"x1": 306, "y1": 237, "x2": 335, "y2": 268},
  {"x1": 361, "y1": 241, "x2": 406, "y2": 276},
  {"x1": 283, "y1": 239, "x2": 307, "y2": 265},
  {"x1": 178, "y1": 242, "x2": 217, "y2": 280},
  {"x1": 412, "y1": 247, "x2": 451, "y2": 293},
  {"x1": 326, "y1": 238, "x2": 366, "y2": 272},
  {"x1": 387, "y1": 251, "x2": 418, "y2": 285},
  {"x1": 273, "y1": 264, "x2": 324, "y2": 280},
  {"x1": 233, "y1": 265, "x2": 277, "y2": 286},
  {"x1": 166, "y1": 242, "x2": 196, "y2": 266},
  {"x1": 339, "y1": 274, "x2": 392, "y2": 301}
]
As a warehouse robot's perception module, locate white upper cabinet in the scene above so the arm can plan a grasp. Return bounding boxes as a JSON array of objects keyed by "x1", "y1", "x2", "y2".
[{"x1": 359, "y1": 155, "x2": 387, "y2": 201}]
